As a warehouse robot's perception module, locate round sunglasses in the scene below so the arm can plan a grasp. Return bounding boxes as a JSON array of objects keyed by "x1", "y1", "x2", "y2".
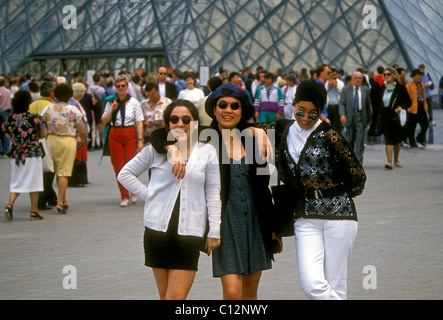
[
  {"x1": 169, "y1": 115, "x2": 192, "y2": 125},
  {"x1": 217, "y1": 100, "x2": 241, "y2": 111},
  {"x1": 295, "y1": 110, "x2": 319, "y2": 121}
]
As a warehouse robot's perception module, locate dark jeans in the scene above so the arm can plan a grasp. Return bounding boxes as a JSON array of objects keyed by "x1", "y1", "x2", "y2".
[
  {"x1": 426, "y1": 97, "x2": 433, "y2": 121},
  {"x1": 407, "y1": 104, "x2": 429, "y2": 146}
]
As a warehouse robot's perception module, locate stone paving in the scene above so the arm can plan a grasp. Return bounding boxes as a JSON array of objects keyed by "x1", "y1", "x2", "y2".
[{"x1": 1, "y1": 110, "x2": 442, "y2": 300}]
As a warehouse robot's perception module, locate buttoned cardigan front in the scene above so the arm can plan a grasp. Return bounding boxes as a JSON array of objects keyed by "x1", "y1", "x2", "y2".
[{"x1": 117, "y1": 143, "x2": 221, "y2": 239}]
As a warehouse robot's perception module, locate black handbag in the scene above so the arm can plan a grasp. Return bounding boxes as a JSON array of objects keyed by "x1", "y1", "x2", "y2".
[
  {"x1": 271, "y1": 181, "x2": 295, "y2": 237},
  {"x1": 271, "y1": 131, "x2": 296, "y2": 237},
  {"x1": 68, "y1": 152, "x2": 88, "y2": 187}
]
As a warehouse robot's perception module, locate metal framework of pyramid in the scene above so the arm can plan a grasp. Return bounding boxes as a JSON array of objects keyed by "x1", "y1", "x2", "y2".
[{"x1": 1, "y1": 0, "x2": 442, "y2": 89}]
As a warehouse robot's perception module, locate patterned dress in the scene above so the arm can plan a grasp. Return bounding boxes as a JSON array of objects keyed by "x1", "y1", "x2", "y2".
[
  {"x1": 2, "y1": 112, "x2": 45, "y2": 166},
  {"x1": 212, "y1": 157, "x2": 272, "y2": 277}
]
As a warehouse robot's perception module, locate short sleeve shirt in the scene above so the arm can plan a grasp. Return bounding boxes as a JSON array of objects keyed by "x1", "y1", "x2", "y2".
[{"x1": 41, "y1": 103, "x2": 83, "y2": 136}]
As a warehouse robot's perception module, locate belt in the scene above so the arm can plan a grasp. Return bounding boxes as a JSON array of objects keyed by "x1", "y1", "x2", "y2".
[
  {"x1": 305, "y1": 185, "x2": 346, "y2": 201},
  {"x1": 111, "y1": 125, "x2": 134, "y2": 128}
]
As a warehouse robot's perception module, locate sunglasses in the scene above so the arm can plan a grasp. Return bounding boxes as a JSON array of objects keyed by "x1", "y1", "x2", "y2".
[
  {"x1": 170, "y1": 115, "x2": 192, "y2": 125},
  {"x1": 217, "y1": 101, "x2": 241, "y2": 111},
  {"x1": 116, "y1": 84, "x2": 127, "y2": 88},
  {"x1": 159, "y1": 72, "x2": 167, "y2": 75},
  {"x1": 383, "y1": 73, "x2": 391, "y2": 77},
  {"x1": 295, "y1": 110, "x2": 318, "y2": 121}
]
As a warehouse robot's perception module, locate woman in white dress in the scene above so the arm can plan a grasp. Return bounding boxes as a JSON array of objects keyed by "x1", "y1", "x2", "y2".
[{"x1": 2, "y1": 90, "x2": 47, "y2": 220}]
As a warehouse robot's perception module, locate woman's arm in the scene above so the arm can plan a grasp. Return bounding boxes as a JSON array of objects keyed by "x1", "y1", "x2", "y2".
[
  {"x1": 38, "y1": 127, "x2": 47, "y2": 139},
  {"x1": 150, "y1": 127, "x2": 186, "y2": 179},
  {"x1": 325, "y1": 129, "x2": 366, "y2": 197},
  {"x1": 136, "y1": 120, "x2": 144, "y2": 153},
  {"x1": 75, "y1": 121, "x2": 88, "y2": 147},
  {"x1": 204, "y1": 147, "x2": 222, "y2": 255},
  {"x1": 101, "y1": 100, "x2": 118, "y2": 125},
  {"x1": 117, "y1": 145, "x2": 154, "y2": 200}
]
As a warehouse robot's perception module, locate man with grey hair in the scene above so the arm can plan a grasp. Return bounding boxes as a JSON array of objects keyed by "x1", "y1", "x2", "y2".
[
  {"x1": 29, "y1": 81, "x2": 55, "y2": 114},
  {"x1": 339, "y1": 71, "x2": 372, "y2": 164}
]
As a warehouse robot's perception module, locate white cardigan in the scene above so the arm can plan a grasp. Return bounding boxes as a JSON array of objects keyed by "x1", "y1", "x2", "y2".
[{"x1": 117, "y1": 143, "x2": 221, "y2": 239}]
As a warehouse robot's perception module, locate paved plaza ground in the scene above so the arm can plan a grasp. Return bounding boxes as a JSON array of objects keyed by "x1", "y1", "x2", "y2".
[{"x1": 1, "y1": 110, "x2": 442, "y2": 300}]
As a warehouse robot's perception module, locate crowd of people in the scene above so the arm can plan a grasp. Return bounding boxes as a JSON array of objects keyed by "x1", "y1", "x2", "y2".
[{"x1": 0, "y1": 62, "x2": 442, "y2": 300}]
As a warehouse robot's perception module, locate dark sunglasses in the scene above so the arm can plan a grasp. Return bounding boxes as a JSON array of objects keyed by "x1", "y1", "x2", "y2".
[
  {"x1": 159, "y1": 72, "x2": 167, "y2": 75},
  {"x1": 116, "y1": 84, "x2": 127, "y2": 88},
  {"x1": 295, "y1": 110, "x2": 318, "y2": 121},
  {"x1": 217, "y1": 100, "x2": 241, "y2": 111},
  {"x1": 383, "y1": 73, "x2": 391, "y2": 77},
  {"x1": 170, "y1": 115, "x2": 192, "y2": 125}
]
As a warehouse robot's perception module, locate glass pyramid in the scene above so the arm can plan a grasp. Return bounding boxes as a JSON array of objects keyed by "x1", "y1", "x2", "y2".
[{"x1": 0, "y1": 0, "x2": 442, "y2": 92}]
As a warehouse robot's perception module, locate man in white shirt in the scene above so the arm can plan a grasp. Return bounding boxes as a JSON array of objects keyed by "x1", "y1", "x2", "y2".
[
  {"x1": 141, "y1": 82, "x2": 171, "y2": 143},
  {"x1": 158, "y1": 67, "x2": 177, "y2": 100},
  {"x1": 326, "y1": 68, "x2": 345, "y2": 131},
  {"x1": 339, "y1": 72, "x2": 372, "y2": 164},
  {"x1": 283, "y1": 75, "x2": 297, "y2": 119}
]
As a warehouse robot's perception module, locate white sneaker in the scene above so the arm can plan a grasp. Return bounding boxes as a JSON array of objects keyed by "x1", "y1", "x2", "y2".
[
  {"x1": 120, "y1": 199, "x2": 130, "y2": 207},
  {"x1": 131, "y1": 194, "x2": 137, "y2": 204}
]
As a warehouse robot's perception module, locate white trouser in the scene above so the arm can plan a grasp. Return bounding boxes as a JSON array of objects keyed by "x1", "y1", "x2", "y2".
[{"x1": 294, "y1": 218, "x2": 358, "y2": 300}]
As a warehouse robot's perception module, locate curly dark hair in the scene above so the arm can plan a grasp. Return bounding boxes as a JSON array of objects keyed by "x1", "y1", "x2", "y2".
[
  {"x1": 54, "y1": 83, "x2": 73, "y2": 102},
  {"x1": 11, "y1": 90, "x2": 32, "y2": 114}
]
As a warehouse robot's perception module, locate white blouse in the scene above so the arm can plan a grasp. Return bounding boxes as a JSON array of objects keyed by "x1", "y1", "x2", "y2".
[
  {"x1": 287, "y1": 120, "x2": 322, "y2": 164},
  {"x1": 117, "y1": 143, "x2": 222, "y2": 239},
  {"x1": 103, "y1": 97, "x2": 144, "y2": 127},
  {"x1": 177, "y1": 88, "x2": 205, "y2": 106}
]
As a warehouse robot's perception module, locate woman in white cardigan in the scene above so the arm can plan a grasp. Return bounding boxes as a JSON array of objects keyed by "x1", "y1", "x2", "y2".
[{"x1": 118, "y1": 100, "x2": 221, "y2": 300}]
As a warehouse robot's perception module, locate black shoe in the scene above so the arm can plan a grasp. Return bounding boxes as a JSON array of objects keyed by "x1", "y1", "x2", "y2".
[
  {"x1": 5, "y1": 204, "x2": 13, "y2": 221},
  {"x1": 56, "y1": 203, "x2": 66, "y2": 215},
  {"x1": 30, "y1": 211, "x2": 44, "y2": 220}
]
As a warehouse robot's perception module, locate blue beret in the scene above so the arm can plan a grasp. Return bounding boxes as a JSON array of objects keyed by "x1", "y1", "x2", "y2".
[{"x1": 205, "y1": 83, "x2": 254, "y2": 120}]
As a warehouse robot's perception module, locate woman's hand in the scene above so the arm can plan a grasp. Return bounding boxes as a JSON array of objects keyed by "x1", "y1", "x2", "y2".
[
  {"x1": 205, "y1": 238, "x2": 221, "y2": 256},
  {"x1": 136, "y1": 140, "x2": 144, "y2": 153},
  {"x1": 166, "y1": 145, "x2": 186, "y2": 179},
  {"x1": 272, "y1": 232, "x2": 283, "y2": 253},
  {"x1": 246, "y1": 127, "x2": 274, "y2": 161},
  {"x1": 112, "y1": 99, "x2": 119, "y2": 111}
]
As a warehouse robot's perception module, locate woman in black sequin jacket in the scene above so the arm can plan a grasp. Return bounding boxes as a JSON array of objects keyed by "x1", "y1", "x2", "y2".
[{"x1": 255, "y1": 80, "x2": 366, "y2": 300}]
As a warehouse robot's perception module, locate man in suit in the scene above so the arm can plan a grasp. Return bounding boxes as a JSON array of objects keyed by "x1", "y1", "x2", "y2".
[
  {"x1": 339, "y1": 71, "x2": 372, "y2": 164},
  {"x1": 158, "y1": 66, "x2": 177, "y2": 100}
]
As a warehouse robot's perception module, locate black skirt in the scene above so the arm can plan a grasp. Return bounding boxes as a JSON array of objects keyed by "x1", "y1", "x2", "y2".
[
  {"x1": 382, "y1": 107, "x2": 405, "y2": 145},
  {"x1": 143, "y1": 194, "x2": 203, "y2": 271}
]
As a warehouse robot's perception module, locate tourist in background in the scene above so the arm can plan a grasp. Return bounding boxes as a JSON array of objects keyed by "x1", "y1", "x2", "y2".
[
  {"x1": 3, "y1": 90, "x2": 47, "y2": 220},
  {"x1": 41, "y1": 84, "x2": 88, "y2": 214},
  {"x1": 101, "y1": 75, "x2": 144, "y2": 207},
  {"x1": 377, "y1": 68, "x2": 411, "y2": 169}
]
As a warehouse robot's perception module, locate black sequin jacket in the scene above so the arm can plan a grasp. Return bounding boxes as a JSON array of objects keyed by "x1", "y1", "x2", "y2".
[{"x1": 258, "y1": 119, "x2": 366, "y2": 221}]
